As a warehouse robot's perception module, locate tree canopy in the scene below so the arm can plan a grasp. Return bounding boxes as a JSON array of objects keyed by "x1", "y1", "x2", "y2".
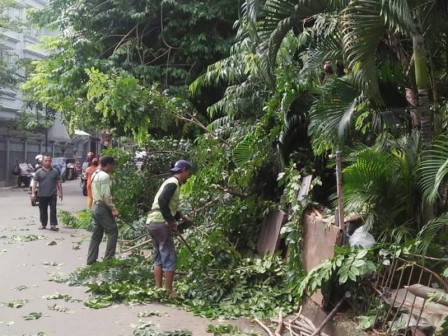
[
  {"x1": 23, "y1": 0, "x2": 239, "y2": 140},
  {"x1": 21, "y1": 0, "x2": 448, "y2": 320}
]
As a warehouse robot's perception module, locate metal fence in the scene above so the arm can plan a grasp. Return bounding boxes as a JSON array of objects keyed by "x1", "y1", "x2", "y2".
[
  {"x1": 372, "y1": 257, "x2": 448, "y2": 336},
  {"x1": 0, "y1": 137, "x2": 75, "y2": 187}
]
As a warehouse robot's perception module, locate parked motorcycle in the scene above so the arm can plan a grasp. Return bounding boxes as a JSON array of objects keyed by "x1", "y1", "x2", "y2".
[
  {"x1": 29, "y1": 172, "x2": 39, "y2": 206},
  {"x1": 51, "y1": 157, "x2": 67, "y2": 182},
  {"x1": 12, "y1": 160, "x2": 34, "y2": 187}
]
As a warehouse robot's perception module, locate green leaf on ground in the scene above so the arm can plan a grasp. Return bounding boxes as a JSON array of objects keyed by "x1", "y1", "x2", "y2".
[
  {"x1": 207, "y1": 324, "x2": 261, "y2": 335},
  {"x1": 14, "y1": 285, "x2": 28, "y2": 291},
  {"x1": 138, "y1": 310, "x2": 166, "y2": 317},
  {"x1": 4, "y1": 299, "x2": 30, "y2": 308},
  {"x1": 42, "y1": 261, "x2": 62, "y2": 267},
  {"x1": 47, "y1": 304, "x2": 73, "y2": 313},
  {"x1": 47, "y1": 272, "x2": 66, "y2": 282},
  {"x1": 23, "y1": 312, "x2": 42, "y2": 320},
  {"x1": 11, "y1": 235, "x2": 43, "y2": 242},
  {"x1": 42, "y1": 293, "x2": 81, "y2": 302}
]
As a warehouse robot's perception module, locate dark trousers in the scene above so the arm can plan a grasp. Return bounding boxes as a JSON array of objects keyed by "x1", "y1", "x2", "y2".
[
  {"x1": 87, "y1": 204, "x2": 118, "y2": 265},
  {"x1": 38, "y1": 195, "x2": 58, "y2": 227}
]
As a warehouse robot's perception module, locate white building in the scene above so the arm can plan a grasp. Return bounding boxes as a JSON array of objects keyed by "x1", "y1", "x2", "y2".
[
  {"x1": 0, "y1": 0, "x2": 50, "y2": 120},
  {"x1": 0, "y1": 0, "x2": 74, "y2": 187}
]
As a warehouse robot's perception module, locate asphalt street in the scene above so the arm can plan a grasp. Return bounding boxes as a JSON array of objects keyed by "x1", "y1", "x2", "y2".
[{"x1": 0, "y1": 179, "x2": 262, "y2": 336}]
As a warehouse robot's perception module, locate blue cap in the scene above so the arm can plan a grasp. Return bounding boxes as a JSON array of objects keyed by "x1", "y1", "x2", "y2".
[{"x1": 170, "y1": 160, "x2": 191, "y2": 173}]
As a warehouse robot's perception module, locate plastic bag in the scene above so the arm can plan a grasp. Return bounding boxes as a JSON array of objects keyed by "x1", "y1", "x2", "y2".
[
  {"x1": 349, "y1": 226, "x2": 375, "y2": 249},
  {"x1": 11, "y1": 162, "x2": 20, "y2": 176}
]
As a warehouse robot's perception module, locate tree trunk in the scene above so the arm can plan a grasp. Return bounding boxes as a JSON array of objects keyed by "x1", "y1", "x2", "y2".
[
  {"x1": 413, "y1": 30, "x2": 431, "y2": 147},
  {"x1": 413, "y1": 11, "x2": 433, "y2": 223},
  {"x1": 405, "y1": 88, "x2": 419, "y2": 129}
]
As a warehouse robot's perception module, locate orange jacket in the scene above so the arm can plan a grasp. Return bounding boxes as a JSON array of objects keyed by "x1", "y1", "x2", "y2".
[{"x1": 85, "y1": 165, "x2": 98, "y2": 198}]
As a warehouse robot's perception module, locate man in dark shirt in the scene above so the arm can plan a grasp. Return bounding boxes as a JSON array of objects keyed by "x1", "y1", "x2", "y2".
[
  {"x1": 146, "y1": 160, "x2": 192, "y2": 297},
  {"x1": 31, "y1": 154, "x2": 63, "y2": 231}
]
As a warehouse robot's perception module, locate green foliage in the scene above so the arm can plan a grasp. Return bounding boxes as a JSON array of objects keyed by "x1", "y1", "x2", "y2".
[
  {"x1": 19, "y1": 0, "x2": 448, "y2": 324},
  {"x1": 278, "y1": 164, "x2": 306, "y2": 284},
  {"x1": 58, "y1": 209, "x2": 93, "y2": 230},
  {"x1": 102, "y1": 148, "x2": 153, "y2": 220},
  {"x1": 297, "y1": 246, "x2": 377, "y2": 298},
  {"x1": 207, "y1": 324, "x2": 260, "y2": 336},
  {"x1": 67, "y1": 256, "x2": 160, "y2": 307},
  {"x1": 419, "y1": 132, "x2": 448, "y2": 204},
  {"x1": 23, "y1": 0, "x2": 238, "y2": 140},
  {"x1": 85, "y1": 68, "x2": 180, "y2": 143},
  {"x1": 0, "y1": 0, "x2": 23, "y2": 31},
  {"x1": 356, "y1": 315, "x2": 375, "y2": 330},
  {"x1": 439, "y1": 316, "x2": 448, "y2": 336},
  {"x1": 67, "y1": 235, "x2": 296, "y2": 318},
  {"x1": 101, "y1": 144, "x2": 193, "y2": 222},
  {"x1": 23, "y1": 312, "x2": 42, "y2": 320},
  {"x1": 176, "y1": 230, "x2": 297, "y2": 318},
  {"x1": 8, "y1": 110, "x2": 42, "y2": 132},
  {"x1": 4, "y1": 298, "x2": 29, "y2": 308},
  {"x1": 342, "y1": 132, "x2": 421, "y2": 240},
  {"x1": 133, "y1": 328, "x2": 191, "y2": 336},
  {"x1": 415, "y1": 212, "x2": 448, "y2": 257}
]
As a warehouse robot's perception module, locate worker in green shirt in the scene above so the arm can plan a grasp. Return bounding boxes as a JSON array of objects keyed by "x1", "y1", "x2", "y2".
[
  {"x1": 87, "y1": 156, "x2": 120, "y2": 265},
  {"x1": 147, "y1": 160, "x2": 192, "y2": 297}
]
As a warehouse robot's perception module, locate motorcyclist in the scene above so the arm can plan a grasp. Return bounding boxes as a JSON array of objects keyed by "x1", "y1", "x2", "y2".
[
  {"x1": 35, "y1": 154, "x2": 43, "y2": 171},
  {"x1": 86, "y1": 152, "x2": 95, "y2": 168}
]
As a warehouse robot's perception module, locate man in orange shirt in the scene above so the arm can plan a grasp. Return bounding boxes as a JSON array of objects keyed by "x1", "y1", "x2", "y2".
[{"x1": 85, "y1": 158, "x2": 99, "y2": 208}]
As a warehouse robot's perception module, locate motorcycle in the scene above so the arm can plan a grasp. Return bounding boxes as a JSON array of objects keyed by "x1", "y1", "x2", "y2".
[
  {"x1": 80, "y1": 161, "x2": 89, "y2": 196},
  {"x1": 29, "y1": 172, "x2": 39, "y2": 206},
  {"x1": 65, "y1": 158, "x2": 78, "y2": 180},
  {"x1": 15, "y1": 160, "x2": 34, "y2": 187},
  {"x1": 51, "y1": 157, "x2": 67, "y2": 182}
]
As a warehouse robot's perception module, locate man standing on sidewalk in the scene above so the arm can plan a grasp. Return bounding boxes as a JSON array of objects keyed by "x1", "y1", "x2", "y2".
[
  {"x1": 87, "y1": 156, "x2": 120, "y2": 265},
  {"x1": 31, "y1": 154, "x2": 63, "y2": 231}
]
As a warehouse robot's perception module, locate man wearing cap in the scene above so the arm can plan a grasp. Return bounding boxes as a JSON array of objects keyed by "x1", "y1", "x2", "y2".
[
  {"x1": 87, "y1": 156, "x2": 120, "y2": 265},
  {"x1": 85, "y1": 157, "x2": 99, "y2": 209},
  {"x1": 147, "y1": 159, "x2": 192, "y2": 297}
]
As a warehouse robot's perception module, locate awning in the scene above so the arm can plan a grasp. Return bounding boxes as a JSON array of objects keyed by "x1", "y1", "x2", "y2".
[{"x1": 74, "y1": 129, "x2": 90, "y2": 136}]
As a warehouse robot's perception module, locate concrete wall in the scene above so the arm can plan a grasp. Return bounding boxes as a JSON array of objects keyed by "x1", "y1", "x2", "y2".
[{"x1": 302, "y1": 211, "x2": 342, "y2": 306}]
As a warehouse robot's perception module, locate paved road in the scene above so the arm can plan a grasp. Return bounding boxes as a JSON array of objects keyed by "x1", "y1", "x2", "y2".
[{"x1": 0, "y1": 179, "x2": 262, "y2": 336}]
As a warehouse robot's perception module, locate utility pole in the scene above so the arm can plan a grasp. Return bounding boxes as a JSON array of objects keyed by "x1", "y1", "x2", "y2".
[{"x1": 44, "y1": 106, "x2": 48, "y2": 153}]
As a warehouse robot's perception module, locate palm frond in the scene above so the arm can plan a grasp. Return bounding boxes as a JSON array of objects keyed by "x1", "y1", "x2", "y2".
[
  {"x1": 189, "y1": 53, "x2": 248, "y2": 97},
  {"x1": 418, "y1": 133, "x2": 448, "y2": 204},
  {"x1": 300, "y1": 29, "x2": 343, "y2": 80},
  {"x1": 377, "y1": 220, "x2": 416, "y2": 244},
  {"x1": 341, "y1": 0, "x2": 385, "y2": 104},
  {"x1": 342, "y1": 140, "x2": 420, "y2": 238},
  {"x1": 415, "y1": 211, "x2": 448, "y2": 256},
  {"x1": 241, "y1": 0, "x2": 264, "y2": 23},
  {"x1": 207, "y1": 77, "x2": 268, "y2": 118},
  {"x1": 308, "y1": 77, "x2": 362, "y2": 154},
  {"x1": 233, "y1": 134, "x2": 257, "y2": 167},
  {"x1": 207, "y1": 115, "x2": 236, "y2": 139},
  {"x1": 380, "y1": 0, "x2": 415, "y2": 35},
  {"x1": 258, "y1": 0, "x2": 329, "y2": 86}
]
